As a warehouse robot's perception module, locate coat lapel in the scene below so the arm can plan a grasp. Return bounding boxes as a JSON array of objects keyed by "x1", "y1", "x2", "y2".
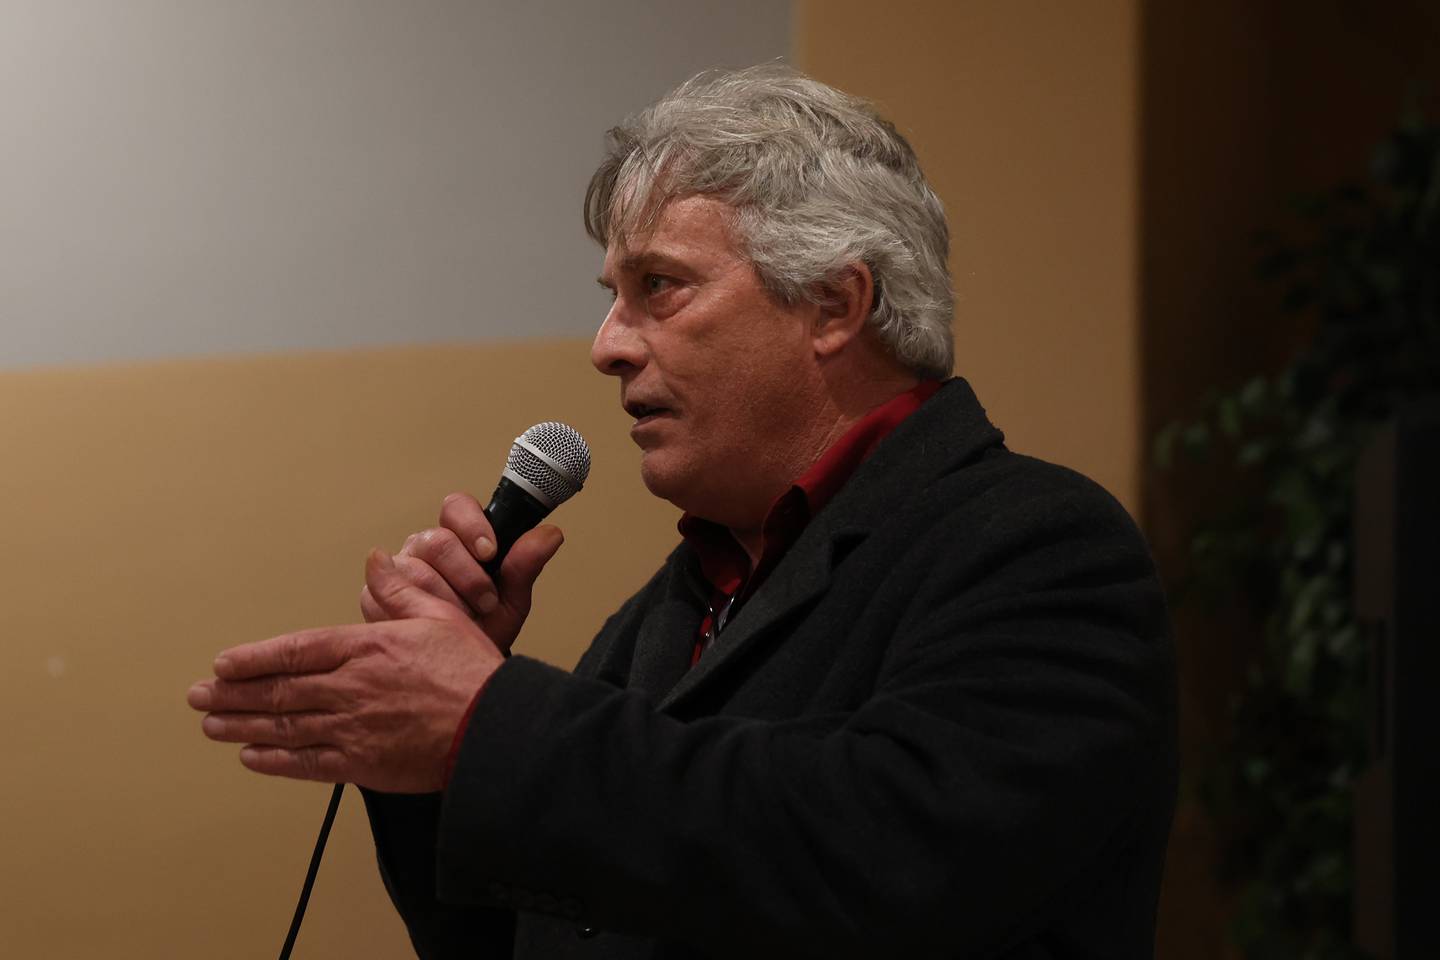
[
  {"x1": 656, "y1": 520, "x2": 852, "y2": 712},
  {"x1": 624, "y1": 566, "x2": 707, "y2": 699},
  {"x1": 651, "y1": 377, "x2": 1005, "y2": 713}
]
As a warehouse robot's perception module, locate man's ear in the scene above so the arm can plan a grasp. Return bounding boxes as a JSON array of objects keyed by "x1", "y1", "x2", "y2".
[{"x1": 812, "y1": 262, "x2": 875, "y2": 360}]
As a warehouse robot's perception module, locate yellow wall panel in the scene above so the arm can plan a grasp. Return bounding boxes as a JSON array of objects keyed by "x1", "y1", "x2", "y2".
[
  {"x1": 0, "y1": 340, "x2": 679, "y2": 957},
  {"x1": 797, "y1": 0, "x2": 1141, "y2": 514}
]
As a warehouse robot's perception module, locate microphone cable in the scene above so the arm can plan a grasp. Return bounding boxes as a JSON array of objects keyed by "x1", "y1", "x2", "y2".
[
  {"x1": 270, "y1": 421, "x2": 588, "y2": 957},
  {"x1": 278, "y1": 783, "x2": 344, "y2": 960}
]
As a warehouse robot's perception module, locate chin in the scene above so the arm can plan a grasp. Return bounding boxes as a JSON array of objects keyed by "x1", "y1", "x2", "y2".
[{"x1": 638, "y1": 452, "x2": 697, "y2": 511}]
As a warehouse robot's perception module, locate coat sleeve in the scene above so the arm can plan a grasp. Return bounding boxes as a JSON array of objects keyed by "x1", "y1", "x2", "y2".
[
  {"x1": 356, "y1": 565, "x2": 679, "y2": 957},
  {"x1": 360, "y1": 788, "x2": 516, "y2": 958},
  {"x1": 433, "y1": 489, "x2": 1177, "y2": 959}
]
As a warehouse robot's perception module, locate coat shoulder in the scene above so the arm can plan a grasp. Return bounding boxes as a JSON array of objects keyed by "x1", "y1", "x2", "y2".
[{"x1": 922, "y1": 445, "x2": 1148, "y2": 551}]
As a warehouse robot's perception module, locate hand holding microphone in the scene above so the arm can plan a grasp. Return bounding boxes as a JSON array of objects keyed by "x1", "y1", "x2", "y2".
[
  {"x1": 360, "y1": 422, "x2": 591, "y2": 650},
  {"x1": 188, "y1": 423, "x2": 589, "y2": 957},
  {"x1": 189, "y1": 422, "x2": 590, "y2": 792}
]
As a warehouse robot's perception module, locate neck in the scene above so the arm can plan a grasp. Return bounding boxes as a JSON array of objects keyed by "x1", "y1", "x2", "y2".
[{"x1": 725, "y1": 357, "x2": 921, "y2": 566}]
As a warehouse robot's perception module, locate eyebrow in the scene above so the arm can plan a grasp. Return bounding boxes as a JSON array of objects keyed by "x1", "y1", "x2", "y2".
[{"x1": 597, "y1": 252, "x2": 690, "y2": 288}]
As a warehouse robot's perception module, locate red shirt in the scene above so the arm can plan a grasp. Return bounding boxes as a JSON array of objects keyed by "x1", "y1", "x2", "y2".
[
  {"x1": 445, "y1": 379, "x2": 943, "y2": 784},
  {"x1": 680, "y1": 380, "x2": 942, "y2": 664}
]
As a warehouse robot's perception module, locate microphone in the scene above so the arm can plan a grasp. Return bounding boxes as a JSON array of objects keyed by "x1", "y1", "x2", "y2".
[
  {"x1": 482, "y1": 421, "x2": 591, "y2": 578},
  {"x1": 274, "y1": 421, "x2": 591, "y2": 960}
]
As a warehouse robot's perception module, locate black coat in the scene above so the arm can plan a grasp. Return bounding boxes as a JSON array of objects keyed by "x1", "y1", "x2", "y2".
[{"x1": 363, "y1": 377, "x2": 1177, "y2": 959}]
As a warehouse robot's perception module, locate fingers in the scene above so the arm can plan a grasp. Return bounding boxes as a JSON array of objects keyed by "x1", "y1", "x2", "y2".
[
  {"x1": 211, "y1": 626, "x2": 354, "y2": 681},
  {"x1": 495, "y1": 524, "x2": 565, "y2": 620},
  {"x1": 191, "y1": 612, "x2": 492, "y2": 793},
  {"x1": 201, "y1": 710, "x2": 334, "y2": 747},
  {"x1": 239, "y1": 744, "x2": 349, "y2": 783},
  {"x1": 397, "y1": 528, "x2": 497, "y2": 616},
  {"x1": 187, "y1": 672, "x2": 338, "y2": 714},
  {"x1": 361, "y1": 493, "x2": 562, "y2": 649},
  {"x1": 437, "y1": 492, "x2": 499, "y2": 566},
  {"x1": 359, "y1": 585, "x2": 385, "y2": 623},
  {"x1": 364, "y1": 549, "x2": 472, "y2": 624}
]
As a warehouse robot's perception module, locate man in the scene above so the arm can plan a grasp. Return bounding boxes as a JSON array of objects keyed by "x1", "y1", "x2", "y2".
[{"x1": 189, "y1": 66, "x2": 1176, "y2": 958}]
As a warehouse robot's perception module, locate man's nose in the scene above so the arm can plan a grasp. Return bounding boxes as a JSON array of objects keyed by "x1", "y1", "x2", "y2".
[{"x1": 590, "y1": 301, "x2": 645, "y2": 377}]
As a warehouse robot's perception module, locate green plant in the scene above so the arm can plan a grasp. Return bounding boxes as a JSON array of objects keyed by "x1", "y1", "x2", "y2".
[{"x1": 1154, "y1": 116, "x2": 1439, "y2": 959}]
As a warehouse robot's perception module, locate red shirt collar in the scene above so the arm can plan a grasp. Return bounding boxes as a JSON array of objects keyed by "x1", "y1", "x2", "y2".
[{"x1": 679, "y1": 379, "x2": 943, "y2": 594}]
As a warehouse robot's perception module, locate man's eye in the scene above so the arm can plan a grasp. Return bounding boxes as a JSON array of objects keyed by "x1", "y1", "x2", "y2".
[{"x1": 645, "y1": 275, "x2": 674, "y2": 294}]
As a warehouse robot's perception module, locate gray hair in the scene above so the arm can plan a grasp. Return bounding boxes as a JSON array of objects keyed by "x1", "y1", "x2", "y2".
[{"x1": 584, "y1": 64, "x2": 954, "y2": 380}]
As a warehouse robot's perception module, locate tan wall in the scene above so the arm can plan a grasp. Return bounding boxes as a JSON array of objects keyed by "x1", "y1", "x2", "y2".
[
  {"x1": 797, "y1": 0, "x2": 1141, "y2": 515},
  {"x1": 0, "y1": 341, "x2": 679, "y2": 956},
  {"x1": 2, "y1": 4, "x2": 1151, "y2": 955}
]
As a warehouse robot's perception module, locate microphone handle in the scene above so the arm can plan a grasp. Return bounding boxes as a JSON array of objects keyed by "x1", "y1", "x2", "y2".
[{"x1": 482, "y1": 475, "x2": 554, "y2": 580}]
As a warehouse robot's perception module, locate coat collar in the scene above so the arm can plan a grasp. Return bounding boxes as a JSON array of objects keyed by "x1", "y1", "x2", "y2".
[{"x1": 654, "y1": 377, "x2": 1004, "y2": 712}]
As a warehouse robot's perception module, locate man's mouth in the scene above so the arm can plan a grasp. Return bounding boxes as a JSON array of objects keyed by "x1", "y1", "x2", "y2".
[{"x1": 624, "y1": 401, "x2": 672, "y2": 423}]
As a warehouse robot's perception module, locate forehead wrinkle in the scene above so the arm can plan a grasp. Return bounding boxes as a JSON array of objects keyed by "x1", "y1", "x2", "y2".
[
  {"x1": 619, "y1": 190, "x2": 739, "y2": 249},
  {"x1": 600, "y1": 196, "x2": 750, "y2": 290}
]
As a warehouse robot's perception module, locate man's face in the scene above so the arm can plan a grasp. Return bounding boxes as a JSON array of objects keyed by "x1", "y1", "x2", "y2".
[{"x1": 591, "y1": 195, "x2": 822, "y2": 528}]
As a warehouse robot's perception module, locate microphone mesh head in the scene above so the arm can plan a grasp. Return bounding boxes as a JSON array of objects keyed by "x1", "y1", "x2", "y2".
[{"x1": 505, "y1": 421, "x2": 591, "y2": 508}]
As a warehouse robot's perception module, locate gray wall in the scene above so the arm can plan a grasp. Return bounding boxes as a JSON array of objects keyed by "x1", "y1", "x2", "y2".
[{"x1": 0, "y1": 0, "x2": 791, "y2": 369}]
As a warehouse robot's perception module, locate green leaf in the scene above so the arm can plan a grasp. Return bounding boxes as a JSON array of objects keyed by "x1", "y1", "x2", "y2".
[
  {"x1": 1153, "y1": 421, "x2": 1181, "y2": 469},
  {"x1": 1149, "y1": 115, "x2": 1438, "y2": 960},
  {"x1": 1218, "y1": 396, "x2": 1242, "y2": 438},
  {"x1": 1367, "y1": 263, "x2": 1402, "y2": 295},
  {"x1": 1182, "y1": 421, "x2": 1211, "y2": 459},
  {"x1": 1238, "y1": 439, "x2": 1272, "y2": 466},
  {"x1": 1326, "y1": 623, "x2": 1359, "y2": 656},
  {"x1": 1239, "y1": 376, "x2": 1270, "y2": 411},
  {"x1": 1288, "y1": 575, "x2": 1331, "y2": 632}
]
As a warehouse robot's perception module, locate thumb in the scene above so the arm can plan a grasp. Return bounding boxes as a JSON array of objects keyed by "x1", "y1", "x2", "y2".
[
  {"x1": 496, "y1": 524, "x2": 565, "y2": 621},
  {"x1": 363, "y1": 548, "x2": 471, "y2": 625}
]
